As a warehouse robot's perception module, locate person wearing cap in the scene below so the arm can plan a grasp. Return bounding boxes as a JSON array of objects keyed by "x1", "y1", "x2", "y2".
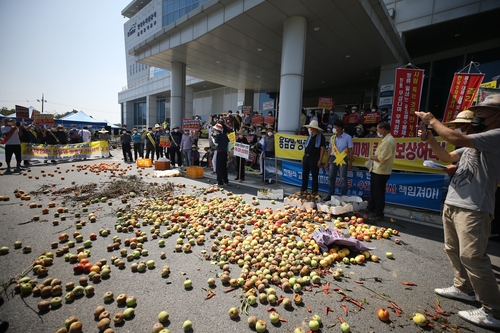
[
  {"x1": 366, "y1": 121, "x2": 396, "y2": 221},
  {"x1": 153, "y1": 124, "x2": 165, "y2": 160},
  {"x1": 131, "y1": 128, "x2": 143, "y2": 160},
  {"x1": 1, "y1": 117, "x2": 23, "y2": 172},
  {"x1": 120, "y1": 128, "x2": 133, "y2": 163},
  {"x1": 300, "y1": 120, "x2": 326, "y2": 196},
  {"x1": 69, "y1": 124, "x2": 82, "y2": 143},
  {"x1": 213, "y1": 123, "x2": 229, "y2": 185},
  {"x1": 324, "y1": 120, "x2": 353, "y2": 201},
  {"x1": 416, "y1": 94, "x2": 500, "y2": 329},
  {"x1": 353, "y1": 124, "x2": 365, "y2": 138},
  {"x1": 191, "y1": 144, "x2": 200, "y2": 166},
  {"x1": 347, "y1": 106, "x2": 360, "y2": 136},
  {"x1": 169, "y1": 124, "x2": 183, "y2": 167},
  {"x1": 235, "y1": 129, "x2": 249, "y2": 181}
]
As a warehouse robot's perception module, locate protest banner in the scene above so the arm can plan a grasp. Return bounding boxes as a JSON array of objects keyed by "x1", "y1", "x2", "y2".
[
  {"x1": 252, "y1": 115, "x2": 264, "y2": 126},
  {"x1": 263, "y1": 101, "x2": 274, "y2": 111},
  {"x1": 242, "y1": 106, "x2": 252, "y2": 115},
  {"x1": 318, "y1": 97, "x2": 333, "y2": 109},
  {"x1": 264, "y1": 115, "x2": 275, "y2": 126},
  {"x1": 274, "y1": 133, "x2": 454, "y2": 174},
  {"x1": 361, "y1": 112, "x2": 380, "y2": 125},
  {"x1": 182, "y1": 118, "x2": 201, "y2": 131},
  {"x1": 21, "y1": 141, "x2": 109, "y2": 161},
  {"x1": 281, "y1": 160, "x2": 445, "y2": 211},
  {"x1": 234, "y1": 142, "x2": 250, "y2": 159},
  {"x1": 391, "y1": 67, "x2": 424, "y2": 138},
  {"x1": 34, "y1": 113, "x2": 55, "y2": 125},
  {"x1": 15, "y1": 105, "x2": 30, "y2": 119},
  {"x1": 442, "y1": 73, "x2": 484, "y2": 123},
  {"x1": 159, "y1": 135, "x2": 171, "y2": 147}
]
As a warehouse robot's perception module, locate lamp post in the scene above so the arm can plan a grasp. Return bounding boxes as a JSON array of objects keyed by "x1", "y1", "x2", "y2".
[{"x1": 37, "y1": 94, "x2": 47, "y2": 113}]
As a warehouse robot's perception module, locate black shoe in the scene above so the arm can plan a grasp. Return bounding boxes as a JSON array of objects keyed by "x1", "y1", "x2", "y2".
[
  {"x1": 323, "y1": 196, "x2": 331, "y2": 202},
  {"x1": 217, "y1": 182, "x2": 224, "y2": 186},
  {"x1": 234, "y1": 177, "x2": 239, "y2": 180}
]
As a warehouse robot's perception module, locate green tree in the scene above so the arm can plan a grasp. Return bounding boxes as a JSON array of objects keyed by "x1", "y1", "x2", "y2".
[
  {"x1": 53, "y1": 110, "x2": 78, "y2": 119},
  {"x1": 1, "y1": 107, "x2": 15, "y2": 116}
]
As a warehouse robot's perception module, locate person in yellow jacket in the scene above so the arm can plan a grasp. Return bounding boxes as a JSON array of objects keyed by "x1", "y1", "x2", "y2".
[{"x1": 366, "y1": 121, "x2": 396, "y2": 221}]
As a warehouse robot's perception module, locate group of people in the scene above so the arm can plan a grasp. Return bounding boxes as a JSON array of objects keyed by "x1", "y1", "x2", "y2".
[
  {"x1": 299, "y1": 94, "x2": 500, "y2": 329},
  {"x1": 0, "y1": 119, "x2": 95, "y2": 170},
  {"x1": 119, "y1": 124, "x2": 200, "y2": 167}
]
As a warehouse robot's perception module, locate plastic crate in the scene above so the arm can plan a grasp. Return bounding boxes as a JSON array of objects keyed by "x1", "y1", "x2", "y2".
[
  {"x1": 186, "y1": 166, "x2": 204, "y2": 179},
  {"x1": 136, "y1": 158, "x2": 152, "y2": 168},
  {"x1": 154, "y1": 161, "x2": 170, "y2": 170}
]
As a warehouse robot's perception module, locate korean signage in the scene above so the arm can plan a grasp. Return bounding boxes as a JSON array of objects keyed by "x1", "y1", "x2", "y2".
[
  {"x1": 242, "y1": 106, "x2": 252, "y2": 115},
  {"x1": 263, "y1": 101, "x2": 274, "y2": 110},
  {"x1": 280, "y1": 160, "x2": 445, "y2": 211},
  {"x1": 182, "y1": 118, "x2": 201, "y2": 131},
  {"x1": 274, "y1": 133, "x2": 454, "y2": 174},
  {"x1": 391, "y1": 68, "x2": 424, "y2": 138},
  {"x1": 21, "y1": 141, "x2": 109, "y2": 161},
  {"x1": 159, "y1": 136, "x2": 170, "y2": 148},
  {"x1": 128, "y1": 12, "x2": 157, "y2": 38},
  {"x1": 233, "y1": 142, "x2": 250, "y2": 159},
  {"x1": 15, "y1": 105, "x2": 30, "y2": 119},
  {"x1": 252, "y1": 115, "x2": 264, "y2": 125},
  {"x1": 361, "y1": 112, "x2": 380, "y2": 125},
  {"x1": 318, "y1": 97, "x2": 333, "y2": 109},
  {"x1": 264, "y1": 115, "x2": 275, "y2": 126},
  {"x1": 442, "y1": 73, "x2": 484, "y2": 123},
  {"x1": 34, "y1": 113, "x2": 55, "y2": 125}
]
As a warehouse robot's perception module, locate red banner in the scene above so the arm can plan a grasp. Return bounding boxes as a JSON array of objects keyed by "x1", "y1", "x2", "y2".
[
  {"x1": 442, "y1": 73, "x2": 484, "y2": 123},
  {"x1": 391, "y1": 68, "x2": 424, "y2": 138},
  {"x1": 264, "y1": 115, "x2": 275, "y2": 126},
  {"x1": 182, "y1": 118, "x2": 201, "y2": 131},
  {"x1": 252, "y1": 115, "x2": 264, "y2": 125},
  {"x1": 242, "y1": 106, "x2": 252, "y2": 115},
  {"x1": 362, "y1": 112, "x2": 380, "y2": 125},
  {"x1": 318, "y1": 97, "x2": 333, "y2": 109}
]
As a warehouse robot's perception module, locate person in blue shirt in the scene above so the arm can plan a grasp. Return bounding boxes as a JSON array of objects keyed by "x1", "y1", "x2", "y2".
[
  {"x1": 131, "y1": 128, "x2": 143, "y2": 161},
  {"x1": 324, "y1": 120, "x2": 353, "y2": 201}
]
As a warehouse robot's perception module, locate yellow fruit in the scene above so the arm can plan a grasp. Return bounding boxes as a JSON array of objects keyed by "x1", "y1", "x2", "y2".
[{"x1": 412, "y1": 313, "x2": 428, "y2": 327}]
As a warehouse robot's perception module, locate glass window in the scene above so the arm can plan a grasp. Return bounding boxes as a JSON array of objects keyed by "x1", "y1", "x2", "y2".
[
  {"x1": 134, "y1": 101, "x2": 147, "y2": 126},
  {"x1": 179, "y1": 8, "x2": 185, "y2": 17},
  {"x1": 173, "y1": 11, "x2": 179, "y2": 21},
  {"x1": 173, "y1": 1, "x2": 179, "y2": 10}
]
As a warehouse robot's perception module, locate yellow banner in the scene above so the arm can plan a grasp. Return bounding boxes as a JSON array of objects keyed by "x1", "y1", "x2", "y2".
[
  {"x1": 21, "y1": 141, "x2": 109, "y2": 160},
  {"x1": 227, "y1": 131, "x2": 236, "y2": 143},
  {"x1": 274, "y1": 133, "x2": 454, "y2": 174}
]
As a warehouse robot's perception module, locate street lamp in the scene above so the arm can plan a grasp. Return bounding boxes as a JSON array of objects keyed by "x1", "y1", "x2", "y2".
[{"x1": 37, "y1": 94, "x2": 47, "y2": 113}]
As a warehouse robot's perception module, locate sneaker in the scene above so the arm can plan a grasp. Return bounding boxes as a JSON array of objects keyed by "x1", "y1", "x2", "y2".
[
  {"x1": 434, "y1": 286, "x2": 476, "y2": 302},
  {"x1": 6, "y1": 167, "x2": 12, "y2": 173},
  {"x1": 458, "y1": 307, "x2": 500, "y2": 329}
]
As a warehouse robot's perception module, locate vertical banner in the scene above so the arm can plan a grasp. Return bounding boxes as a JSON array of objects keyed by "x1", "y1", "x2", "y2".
[
  {"x1": 442, "y1": 73, "x2": 484, "y2": 123},
  {"x1": 391, "y1": 68, "x2": 424, "y2": 138}
]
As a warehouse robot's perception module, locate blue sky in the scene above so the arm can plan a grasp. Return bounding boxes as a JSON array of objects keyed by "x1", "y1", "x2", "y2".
[{"x1": 0, "y1": 1, "x2": 129, "y2": 124}]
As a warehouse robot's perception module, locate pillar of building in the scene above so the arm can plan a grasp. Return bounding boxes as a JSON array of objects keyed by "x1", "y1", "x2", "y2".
[
  {"x1": 147, "y1": 95, "x2": 157, "y2": 127},
  {"x1": 171, "y1": 62, "x2": 186, "y2": 129},
  {"x1": 277, "y1": 16, "x2": 307, "y2": 134},
  {"x1": 122, "y1": 101, "x2": 133, "y2": 128},
  {"x1": 185, "y1": 86, "x2": 194, "y2": 119}
]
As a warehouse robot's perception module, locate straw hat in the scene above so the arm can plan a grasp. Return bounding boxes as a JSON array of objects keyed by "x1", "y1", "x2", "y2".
[
  {"x1": 368, "y1": 126, "x2": 377, "y2": 132},
  {"x1": 191, "y1": 144, "x2": 198, "y2": 150},
  {"x1": 304, "y1": 120, "x2": 323, "y2": 131},
  {"x1": 99, "y1": 128, "x2": 108, "y2": 133},
  {"x1": 469, "y1": 94, "x2": 500, "y2": 112},
  {"x1": 56, "y1": 124, "x2": 64, "y2": 129},
  {"x1": 443, "y1": 110, "x2": 474, "y2": 125},
  {"x1": 154, "y1": 124, "x2": 161, "y2": 129}
]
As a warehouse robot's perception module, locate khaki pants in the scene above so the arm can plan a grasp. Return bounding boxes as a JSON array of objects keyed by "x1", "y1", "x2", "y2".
[{"x1": 443, "y1": 204, "x2": 500, "y2": 317}]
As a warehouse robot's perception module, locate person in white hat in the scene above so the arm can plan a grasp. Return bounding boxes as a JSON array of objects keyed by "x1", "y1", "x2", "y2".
[
  {"x1": 416, "y1": 94, "x2": 500, "y2": 329},
  {"x1": 300, "y1": 120, "x2": 326, "y2": 196},
  {"x1": 99, "y1": 128, "x2": 113, "y2": 158}
]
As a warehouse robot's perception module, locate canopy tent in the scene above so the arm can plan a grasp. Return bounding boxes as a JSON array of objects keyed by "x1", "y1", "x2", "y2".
[
  {"x1": 103, "y1": 119, "x2": 121, "y2": 129},
  {"x1": 54, "y1": 110, "x2": 107, "y2": 128}
]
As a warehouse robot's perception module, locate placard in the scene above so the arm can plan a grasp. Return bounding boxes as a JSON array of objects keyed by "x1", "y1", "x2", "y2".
[
  {"x1": 390, "y1": 68, "x2": 424, "y2": 138},
  {"x1": 34, "y1": 113, "x2": 55, "y2": 125},
  {"x1": 242, "y1": 106, "x2": 252, "y2": 115},
  {"x1": 252, "y1": 115, "x2": 264, "y2": 125},
  {"x1": 264, "y1": 115, "x2": 275, "y2": 126},
  {"x1": 182, "y1": 118, "x2": 201, "y2": 131},
  {"x1": 263, "y1": 101, "x2": 274, "y2": 110},
  {"x1": 159, "y1": 135, "x2": 171, "y2": 147},
  {"x1": 15, "y1": 105, "x2": 30, "y2": 119},
  {"x1": 318, "y1": 97, "x2": 333, "y2": 109},
  {"x1": 234, "y1": 142, "x2": 250, "y2": 159}
]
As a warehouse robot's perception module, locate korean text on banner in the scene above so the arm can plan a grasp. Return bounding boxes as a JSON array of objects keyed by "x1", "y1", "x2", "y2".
[
  {"x1": 227, "y1": 132, "x2": 236, "y2": 143},
  {"x1": 15, "y1": 105, "x2": 30, "y2": 119},
  {"x1": 159, "y1": 136, "x2": 171, "y2": 147},
  {"x1": 264, "y1": 115, "x2": 275, "y2": 126},
  {"x1": 280, "y1": 160, "x2": 445, "y2": 211},
  {"x1": 274, "y1": 133, "x2": 454, "y2": 174},
  {"x1": 21, "y1": 141, "x2": 109, "y2": 161},
  {"x1": 391, "y1": 68, "x2": 424, "y2": 138},
  {"x1": 234, "y1": 142, "x2": 250, "y2": 159},
  {"x1": 362, "y1": 113, "x2": 380, "y2": 125},
  {"x1": 242, "y1": 106, "x2": 252, "y2": 115},
  {"x1": 182, "y1": 118, "x2": 201, "y2": 131},
  {"x1": 34, "y1": 113, "x2": 55, "y2": 126},
  {"x1": 442, "y1": 73, "x2": 484, "y2": 123},
  {"x1": 318, "y1": 97, "x2": 333, "y2": 109},
  {"x1": 252, "y1": 115, "x2": 264, "y2": 125}
]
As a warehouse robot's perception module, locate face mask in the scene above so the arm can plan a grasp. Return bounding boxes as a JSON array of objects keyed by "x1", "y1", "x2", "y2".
[
  {"x1": 308, "y1": 129, "x2": 312, "y2": 135},
  {"x1": 267, "y1": 132, "x2": 273, "y2": 136},
  {"x1": 122, "y1": 131, "x2": 126, "y2": 134},
  {"x1": 165, "y1": 130, "x2": 170, "y2": 134},
  {"x1": 377, "y1": 132, "x2": 383, "y2": 138},
  {"x1": 356, "y1": 129, "x2": 362, "y2": 134},
  {"x1": 372, "y1": 109, "x2": 376, "y2": 112},
  {"x1": 351, "y1": 110, "x2": 355, "y2": 113},
  {"x1": 133, "y1": 131, "x2": 137, "y2": 134},
  {"x1": 470, "y1": 113, "x2": 497, "y2": 133},
  {"x1": 332, "y1": 128, "x2": 337, "y2": 134},
  {"x1": 174, "y1": 129, "x2": 178, "y2": 132},
  {"x1": 238, "y1": 135, "x2": 243, "y2": 139}
]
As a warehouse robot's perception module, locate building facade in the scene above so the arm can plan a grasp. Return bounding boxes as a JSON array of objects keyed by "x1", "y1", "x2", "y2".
[{"x1": 118, "y1": 0, "x2": 500, "y2": 132}]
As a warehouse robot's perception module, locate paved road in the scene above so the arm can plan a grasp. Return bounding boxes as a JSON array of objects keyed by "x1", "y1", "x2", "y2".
[{"x1": 0, "y1": 151, "x2": 499, "y2": 333}]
